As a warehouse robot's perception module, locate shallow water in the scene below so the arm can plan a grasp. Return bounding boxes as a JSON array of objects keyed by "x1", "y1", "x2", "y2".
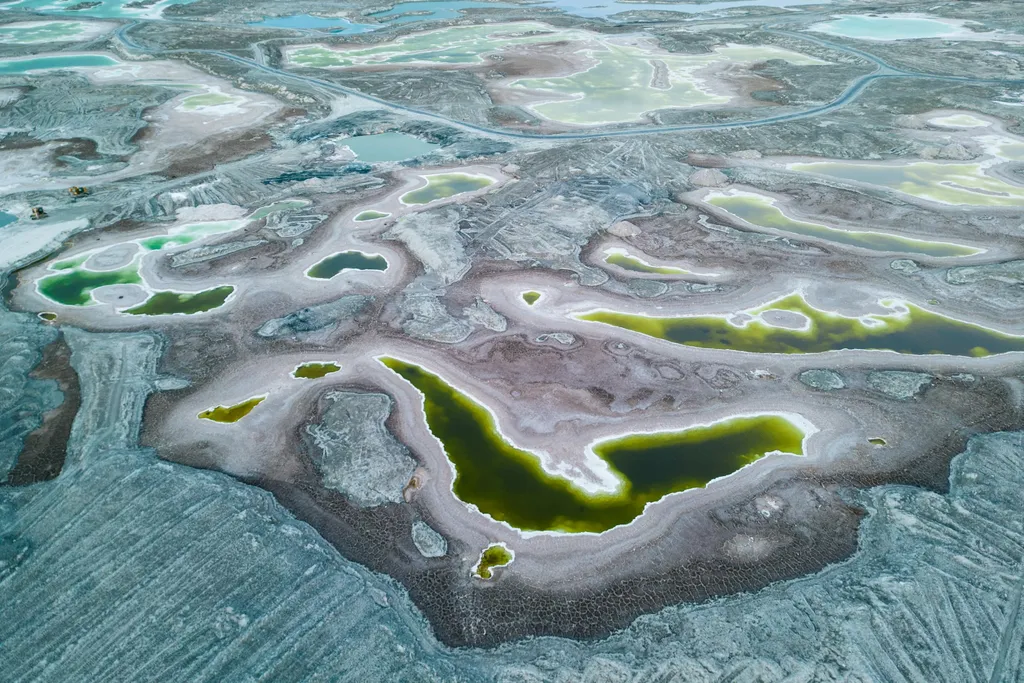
[
  {"x1": 354, "y1": 210, "x2": 390, "y2": 222},
  {"x1": 307, "y1": 251, "x2": 388, "y2": 279},
  {"x1": 342, "y1": 132, "x2": 439, "y2": 162},
  {"x1": 579, "y1": 293, "x2": 1024, "y2": 356},
  {"x1": 368, "y1": 0, "x2": 513, "y2": 24},
  {"x1": 381, "y1": 356, "x2": 806, "y2": 533},
  {"x1": 0, "y1": 211, "x2": 17, "y2": 228},
  {"x1": 791, "y1": 160, "x2": 1024, "y2": 207},
  {"x1": 707, "y1": 191, "x2": 979, "y2": 257},
  {"x1": 400, "y1": 172, "x2": 493, "y2": 205}
]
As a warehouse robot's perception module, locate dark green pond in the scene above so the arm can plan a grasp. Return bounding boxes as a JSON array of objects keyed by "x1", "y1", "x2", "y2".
[
  {"x1": 198, "y1": 395, "x2": 266, "y2": 423},
  {"x1": 578, "y1": 293, "x2": 1024, "y2": 357},
  {"x1": 123, "y1": 286, "x2": 233, "y2": 316},
  {"x1": 293, "y1": 362, "x2": 341, "y2": 379},
  {"x1": 381, "y1": 357, "x2": 806, "y2": 533},
  {"x1": 307, "y1": 251, "x2": 388, "y2": 279}
]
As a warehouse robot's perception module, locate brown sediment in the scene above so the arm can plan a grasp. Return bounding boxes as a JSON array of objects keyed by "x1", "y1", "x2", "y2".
[{"x1": 7, "y1": 334, "x2": 80, "y2": 485}]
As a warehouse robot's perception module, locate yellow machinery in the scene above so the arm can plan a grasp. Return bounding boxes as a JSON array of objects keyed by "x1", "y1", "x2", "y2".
[{"x1": 68, "y1": 186, "x2": 89, "y2": 197}]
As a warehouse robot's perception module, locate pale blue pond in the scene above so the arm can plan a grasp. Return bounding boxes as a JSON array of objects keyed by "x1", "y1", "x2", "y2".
[
  {"x1": 248, "y1": 14, "x2": 378, "y2": 34},
  {"x1": 0, "y1": 54, "x2": 118, "y2": 74},
  {"x1": 342, "y1": 133, "x2": 440, "y2": 162},
  {"x1": 0, "y1": 212, "x2": 18, "y2": 228},
  {"x1": 809, "y1": 15, "x2": 962, "y2": 40}
]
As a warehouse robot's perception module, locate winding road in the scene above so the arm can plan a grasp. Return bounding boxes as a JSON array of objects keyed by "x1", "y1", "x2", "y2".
[{"x1": 106, "y1": 18, "x2": 1024, "y2": 142}]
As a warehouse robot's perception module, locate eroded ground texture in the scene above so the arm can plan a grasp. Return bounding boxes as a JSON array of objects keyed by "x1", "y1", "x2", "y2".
[{"x1": 1, "y1": 0, "x2": 1024, "y2": 679}]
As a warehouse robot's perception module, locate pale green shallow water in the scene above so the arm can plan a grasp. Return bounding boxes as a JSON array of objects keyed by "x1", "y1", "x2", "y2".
[
  {"x1": 791, "y1": 160, "x2": 1024, "y2": 207},
  {"x1": 707, "y1": 191, "x2": 979, "y2": 256},
  {"x1": 810, "y1": 15, "x2": 962, "y2": 40},
  {"x1": 400, "y1": 172, "x2": 493, "y2": 204}
]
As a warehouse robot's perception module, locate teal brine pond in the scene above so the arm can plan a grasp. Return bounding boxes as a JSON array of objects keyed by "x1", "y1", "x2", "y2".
[
  {"x1": 0, "y1": 54, "x2": 118, "y2": 74},
  {"x1": 0, "y1": 211, "x2": 17, "y2": 228},
  {"x1": 123, "y1": 287, "x2": 234, "y2": 315},
  {"x1": 809, "y1": 15, "x2": 963, "y2": 41},
  {"x1": 400, "y1": 172, "x2": 494, "y2": 205},
  {"x1": 342, "y1": 133, "x2": 440, "y2": 163},
  {"x1": 380, "y1": 356, "x2": 809, "y2": 533},
  {"x1": 307, "y1": 251, "x2": 388, "y2": 279}
]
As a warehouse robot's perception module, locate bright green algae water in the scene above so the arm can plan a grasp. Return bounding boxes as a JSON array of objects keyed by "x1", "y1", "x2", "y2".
[
  {"x1": 293, "y1": 362, "x2": 341, "y2": 379},
  {"x1": 380, "y1": 357, "x2": 806, "y2": 533},
  {"x1": 577, "y1": 293, "x2": 1024, "y2": 357},
  {"x1": 605, "y1": 251, "x2": 689, "y2": 275},
  {"x1": 198, "y1": 395, "x2": 265, "y2": 423},
  {"x1": 37, "y1": 266, "x2": 142, "y2": 306},
  {"x1": 123, "y1": 287, "x2": 233, "y2": 315},
  {"x1": 522, "y1": 291, "x2": 541, "y2": 305},
  {"x1": 400, "y1": 173, "x2": 493, "y2": 205},
  {"x1": 474, "y1": 544, "x2": 513, "y2": 579},
  {"x1": 707, "y1": 192, "x2": 979, "y2": 257},
  {"x1": 307, "y1": 251, "x2": 388, "y2": 279}
]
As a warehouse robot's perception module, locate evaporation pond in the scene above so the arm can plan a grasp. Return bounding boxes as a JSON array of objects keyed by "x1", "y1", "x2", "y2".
[
  {"x1": 577, "y1": 293, "x2": 1024, "y2": 357},
  {"x1": 307, "y1": 251, "x2": 388, "y2": 279},
  {"x1": 400, "y1": 173, "x2": 493, "y2": 205},
  {"x1": 354, "y1": 210, "x2": 390, "y2": 222},
  {"x1": 123, "y1": 287, "x2": 233, "y2": 315},
  {"x1": 293, "y1": 362, "x2": 341, "y2": 379},
  {"x1": 0, "y1": 54, "x2": 118, "y2": 74},
  {"x1": 707, "y1": 191, "x2": 979, "y2": 257},
  {"x1": 809, "y1": 15, "x2": 962, "y2": 40},
  {"x1": 0, "y1": 212, "x2": 17, "y2": 228},
  {"x1": 380, "y1": 357, "x2": 807, "y2": 533},
  {"x1": 198, "y1": 395, "x2": 266, "y2": 423},
  {"x1": 342, "y1": 133, "x2": 439, "y2": 162}
]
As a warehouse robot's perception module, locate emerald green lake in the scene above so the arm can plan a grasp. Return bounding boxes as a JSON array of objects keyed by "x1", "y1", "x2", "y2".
[
  {"x1": 578, "y1": 293, "x2": 1024, "y2": 357},
  {"x1": 123, "y1": 286, "x2": 233, "y2": 315},
  {"x1": 307, "y1": 251, "x2": 388, "y2": 279},
  {"x1": 474, "y1": 544, "x2": 513, "y2": 579},
  {"x1": 381, "y1": 357, "x2": 807, "y2": 533},
  {"x1": 37, "y1": 266, "x2": 142, "y2": 306},
  {"x1": 400, "y1": 173, "x2": 494, "y2": 205}
]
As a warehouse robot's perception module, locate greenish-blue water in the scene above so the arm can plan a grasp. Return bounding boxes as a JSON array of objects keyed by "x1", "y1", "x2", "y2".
[
  {"x1": 811, "y1": 15, "x2": 959, "y2": 40},
  {"x1": 369, "y1": 1, "x2": 513, "y2": 23},
  {"x1": 0, "y1": 212, "x2": 17, "y2": 228},
  {"x1": 0, "y1": 54, "x2": 117, "y2": 74},
  {"x1": 342, "y1": 133, "x2": 439, "y2": 162}
]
